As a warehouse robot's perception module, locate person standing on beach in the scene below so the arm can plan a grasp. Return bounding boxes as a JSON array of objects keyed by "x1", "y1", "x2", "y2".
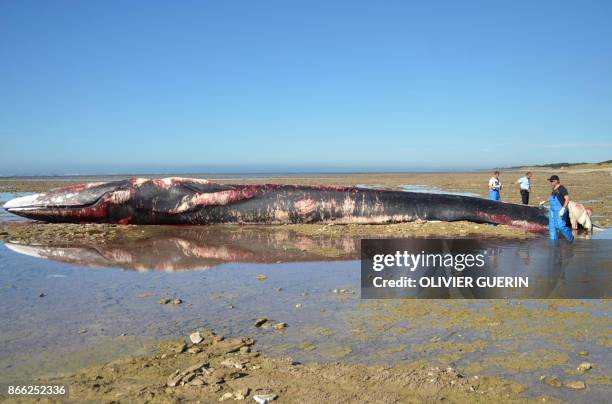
[
  {"x1": 547, "y1": 175, "x2": 573, "y2": 242},
  {"x1": 488, "y1": 171, "x2": 502, "y2": 201},
  {"x1": 515, "y1": 172, "x2": 532, "y2": 205}
]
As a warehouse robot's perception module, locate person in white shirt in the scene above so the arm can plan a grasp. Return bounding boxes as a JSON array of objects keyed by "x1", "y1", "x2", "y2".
[
  {"x1": 488, "y1": 171, "x2": 502, "y2": 201},
  {"x1": 515, "y1": 172, "x2": 532, "y2": 205}
]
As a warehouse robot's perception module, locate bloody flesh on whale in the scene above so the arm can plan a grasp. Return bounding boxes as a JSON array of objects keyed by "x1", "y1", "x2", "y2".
[{"x1": 3, "y1": 177, "x2": 549, "y2": 232}]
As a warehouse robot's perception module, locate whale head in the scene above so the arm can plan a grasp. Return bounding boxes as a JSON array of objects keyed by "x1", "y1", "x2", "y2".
[{"x1": 3, "y1": 181, "x2": 130, "y2": 222}]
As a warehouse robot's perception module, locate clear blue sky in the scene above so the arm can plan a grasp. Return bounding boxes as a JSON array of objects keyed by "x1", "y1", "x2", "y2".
[{"x1": 1, "y1": 0, "x2": 611, "y2": 175}]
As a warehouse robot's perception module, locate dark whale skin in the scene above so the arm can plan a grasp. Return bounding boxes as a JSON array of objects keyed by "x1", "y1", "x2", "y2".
[{"x1": 3, "y1": 177, "x2": 549, "y2": 232}]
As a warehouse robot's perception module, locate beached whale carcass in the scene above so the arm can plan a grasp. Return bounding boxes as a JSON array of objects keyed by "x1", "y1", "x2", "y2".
[{"x1": 3, "y1": 177, "x2": 549, "y2": 232}]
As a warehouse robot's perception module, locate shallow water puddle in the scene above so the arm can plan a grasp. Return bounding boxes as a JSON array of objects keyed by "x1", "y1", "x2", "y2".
[
  {"x1": 399, "y1": 184, "x2": 480, "y2": 197},
  {"x1": 0, "y1": 229, "x2": 610, "y2": 402}
]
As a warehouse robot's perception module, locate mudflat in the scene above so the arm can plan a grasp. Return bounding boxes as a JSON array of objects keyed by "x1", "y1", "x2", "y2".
[{"x1": 0, "y1": 170, "x2": 610, "y2": 403}]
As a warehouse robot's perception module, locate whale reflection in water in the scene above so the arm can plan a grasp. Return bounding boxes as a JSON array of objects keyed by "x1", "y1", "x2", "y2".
[
  {"x1": 4, "y1": 227, "x2": 360, "y2": 272},
  {"x1": 4, "y1": 228, "x2": 610, "y2": 299}
]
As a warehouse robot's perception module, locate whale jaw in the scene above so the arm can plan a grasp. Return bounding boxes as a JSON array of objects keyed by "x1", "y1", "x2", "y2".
[{"x1": 3, "y1": 193, "x2": 44, "y2": 212}]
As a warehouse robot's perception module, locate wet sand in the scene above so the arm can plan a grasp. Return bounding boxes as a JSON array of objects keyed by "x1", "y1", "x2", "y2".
[
  {"x1": 0, "y1": 171, "x2": 610, "y2": 403},
  {"x1": 47, "y1": 329, "x2": 542, "y2": 403}
]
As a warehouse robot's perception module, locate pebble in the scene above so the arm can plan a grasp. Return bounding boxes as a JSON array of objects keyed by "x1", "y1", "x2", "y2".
[
  {"x1": 187, "y1": 346, "x2": 202, "y2": 354},
  {"x1": 295, "y1": 304, "x2": 302, "y2": 308},
  {"x1": 253, "y1": 394, "x2": 277, "y2": 404},
  {"x1": 240, "y1": 346, "x2": 251, "y2": 354},
  {"x1": 577, "y1": 362, "x2": 593, "y2": 372},
  {"x1": 256, "y1": 274, "x2": 267, "y2": 281},
  {"x1": 173, "y1": 342, "x2": 187, "y2": 353},
  {"x1": 171, "y1": 298, "x2": 182, "y2": 305},
  {"x1": 234, "y1": 387, "x2": 249, "y2": 400},
  {"x1": 540, "y1": 376, "x2": 562, "y2": 388},
  {"x1": 38, "y1": 292, "x2": 46, "y2": 298},
  {"x1": 221, "y1": 358, "x2": 245, "y2": 370},
  {"x1": 219, "y1": 392, "x2": 234, "y2": 401},
  {"x1": 333, "y1": 288, "x2": 354, "y2": 294},
  {"x1": 274, "y1": 322, "x2": 287, "y2": 331},
  {"x1": 577, "y1": 351, "x2": 589, "y2": 356},
  {"x1": 159, "y1": 298, "x2": 171, "y2": 305},
  {"x1": 78, "y1": 329, "x2": 88, "y2": 334},
  {"x1": 254, "y1": 318, "x2": 269, "y2": 327},
  {"x1": 564, "y1": 380, "x2": 586, "y2": 390},
  {"x1": 190, "y1": 332, "x2": 203, "y2": 344}
]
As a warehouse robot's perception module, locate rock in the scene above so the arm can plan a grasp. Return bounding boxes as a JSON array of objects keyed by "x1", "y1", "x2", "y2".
[
  {"x1": 78, "y1": 329, "x2": 88, "y2": 334},
  {"x1": 217, "y1": 337, "x2": 254, "y2": 353},
  {"x1": 190, "y1": 332, "x2": 204, "y2": 344},
  {"x1": 564, "y1": 380, "x2": 586, "y2": 390},
  {"x1": 234, "y1": 387, "x2": 249, "y2": 400},
  {"x1": 187, "y1": 346, "x2": 202, "y2": 354},
  {"x1": 540, "y1": 376, "x2": 562, "y2": 388},
  {"x1": 577, "y1": 362, "x2": 593, "y2": 372},
  {"x1": 206, "y1": 384, "x2": 223, "y2": 393},
  {"x1": 240, "y1": 346, "x2": 250, "y2": 354},
  {"x1": 221, "y1": 358, "x2": 245, "y2": 370},
  {"x1": 254, "y1": 318, "x2": 269, "y2": 327},
  {"x1": 187, "y1": 378, "x2": 204, "y2": 386},
  {"x1": 167, "y1": 361, "x2": 209, "y2": 387},
  {"x1": 295, "y1": 304, "x2": 302, "y2": 309},
  {"x1": 167, "y1": 373, "x2": 184, "y2": 387},
  {"x1": 202, "y1": 370, "x2": 225, "y2": 385},
  {"x1": 333, "y1": 288, "x2": 354, "y2": 294},
  {"x1": 577, "y1": 351, "x2": 589, "y2": 356},
  {"x1": 274, "y1": 322, "x2": 287, "y2": 330},
  {"x1": 159, "y1": 298, "x2": 171, "y2": 305},
  {"x1": 256, "y1": 274, "x2": 267, "y2": 281},
  {"x1": 219, "y1": 392, "x2": 234, "y2": 401},
  {"x1": 171, "y1": 298, "x2": 182, "y2": 305},
  {"x1": 253, "y1": 394, "x2": 278, "y2": 404},
  {"x1": 39, "y1": 292, "x2": 46, "y2": 298},
  {"x1": 181, "y1": 362, "x2": 208, "y2": 375}
]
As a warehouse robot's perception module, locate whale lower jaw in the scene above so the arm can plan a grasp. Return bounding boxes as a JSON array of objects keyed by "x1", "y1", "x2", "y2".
[{"x1": 3, "y1": 193, "x2": 43, "y2": 211}]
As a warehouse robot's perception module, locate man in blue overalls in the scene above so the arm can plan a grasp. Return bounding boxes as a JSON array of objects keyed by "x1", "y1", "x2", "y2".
[
  {"x1": 488, "y1": 171, "x2": 502, "y2": 201},
  {"x1": 547, "y1": 175, "x2": 573, "y2": 242}
]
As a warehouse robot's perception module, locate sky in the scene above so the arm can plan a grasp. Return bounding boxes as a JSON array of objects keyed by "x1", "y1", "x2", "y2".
[{"x1": 0, "y1": 0, "x2": 611, "y2": 175}]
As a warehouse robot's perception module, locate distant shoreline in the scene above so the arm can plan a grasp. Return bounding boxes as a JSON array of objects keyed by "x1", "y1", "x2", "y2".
[
  {"x1": 1, "y1": 161, "x2": 610, "y2": 180},
  {"x1": 0, "y1": 170, "x2": 491, "y2": 180}
]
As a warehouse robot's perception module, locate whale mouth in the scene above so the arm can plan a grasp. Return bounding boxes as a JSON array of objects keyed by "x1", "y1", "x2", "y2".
[
  {"x1": 3, "y1": 181, "x2": 124, "y2": 215},
  {"x1": 3, "y1": 192, "x2": 99, "y2": 212},
  {"x1": 3, "y1": 193, "x2": 46, "y2": 212}
]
